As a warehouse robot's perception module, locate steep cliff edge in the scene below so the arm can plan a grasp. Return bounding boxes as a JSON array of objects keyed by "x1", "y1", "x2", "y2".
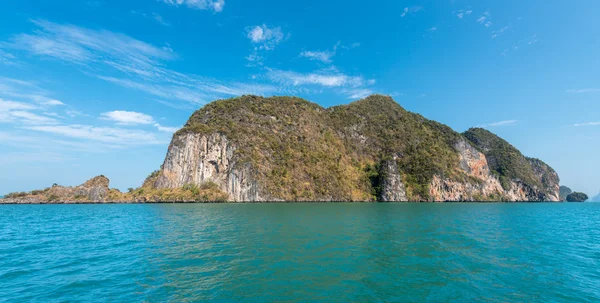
[
  {"x1": 154, "y1": 132, "x2": 263, "y2": 201},
  {"x1": 151, "y1": 95, "x2": 560, "y2": 202},
  {"x1": 463, "y1": 128, "x2": 560, "y2": 201}
]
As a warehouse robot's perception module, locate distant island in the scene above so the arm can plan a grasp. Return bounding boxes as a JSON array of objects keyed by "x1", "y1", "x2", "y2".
[
  {"x1": 566, "y1": 192, "x2": 589, "y2": 202},
  {"x1": 559, "y1": 186, "x2": 573, "y2": 201},
  {"x1": 1, "y1": 95, "x2": 564, "y2": 203}
]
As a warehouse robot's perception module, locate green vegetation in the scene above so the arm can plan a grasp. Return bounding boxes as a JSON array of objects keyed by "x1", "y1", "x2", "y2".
[
  {"x1": 463, "y1": 128, "x2": 542, "y2": 190},
  {"x1": 566, "y1": 192, "x2": 588, "y2": 202},
  {"x1": 176, "y1": 94, "x2": 475, "y2": 201}
]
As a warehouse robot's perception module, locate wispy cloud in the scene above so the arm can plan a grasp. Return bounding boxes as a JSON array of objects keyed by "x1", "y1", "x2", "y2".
[
  {"x1": 152, "y1": 13, "x2": 171, "y2": 26},
  {"x1": 132, "y1": 11, "x2": 171, "y2": 27},
  {"x1": 300, "y1": 50, "x2": 335, "y2": 64},
  {"x1": 246, "y1": 24, "x2": 284, "y2": 51},
  {"x1": 6, "y1": 20, "x2": 281, "y2": 104},
  {"x1": 478, "y1": 120, "x2": 518, "y2": 127},
  {"x1": 101, "y1": 110, "x2": 155, "y2": 125},
  {"x1": 266, "y1": 69, "x2": 367, "y2": 87},
  {"x1": 0, "y1": 99, "x2": 60, "y2": 125},
  {"x1": 23, "y1": 124, "x2": 165, "y2": 145},
  {"x1": 456, "y1": 9, "x2": 473, "y2": 19},
  {"x1": 299, "y1": 42, "x2": 358, "y2": 64},
  {"x1": 566, "y1": 88, "x2": 600, "y2": 94},
  {"x1": 100, "y1": 110, "x2": 180, "y2": 132},
  {"x1": 401, "y1": 6, "x2": 423, "y2": 17},
  {"x1": 8, "y1": 19, "x2": 175, "y2": 66},
  {"x1": 0, "y1": 50, "x2": 18, "y2": 66},
  {"x1": 340, "y1": 88, "x2": 374, "y2": 99},
  {"x1": 491, "y1": 26, "x2": 508, "y2": 38},
  {"x1": 573, "y1": 121, "x2": 600, "y2": 127},
  {"x1": 161, "y1": 0, "x2": 224, "y2": 12}
]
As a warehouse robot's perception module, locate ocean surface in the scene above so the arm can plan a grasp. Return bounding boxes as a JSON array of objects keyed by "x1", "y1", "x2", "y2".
[{"x1": 1, "y1": 203, "x2": 599, "y2": 302}]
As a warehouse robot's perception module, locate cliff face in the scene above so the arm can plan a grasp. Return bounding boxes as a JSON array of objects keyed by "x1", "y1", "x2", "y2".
[
  {"x1": 154, "y1": 132, "x2": 263, "y2": 201},
  {"x1": 151, "y1": 95, "x2": 560, "y2": 202},
  {"x1": 378, "y1": 157, "x2": 408, "y2": 202},
  {"x1": 463, "y1": 128, "x2": 560, "y2": 202}
]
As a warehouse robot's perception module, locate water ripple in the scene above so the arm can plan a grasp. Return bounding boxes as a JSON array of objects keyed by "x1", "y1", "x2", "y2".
[{"x1": 0, "y1": 203, "x2": 599, "y2": 302}]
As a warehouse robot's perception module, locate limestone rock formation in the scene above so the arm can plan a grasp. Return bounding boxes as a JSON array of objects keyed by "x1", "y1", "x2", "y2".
[{"x1": 0, "y1": 175, "x2": 111, "y2": 203}]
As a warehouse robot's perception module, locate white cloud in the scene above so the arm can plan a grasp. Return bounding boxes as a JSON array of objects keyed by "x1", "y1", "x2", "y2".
[
  {"x1": 477, "y1": 16, "x2": 487, "y2": 24},
  {"x1": 266, "y1": 69, "x2": 366, "y2": 87},
  {"x1": 401, "y1": 6, "x2": 423, "y2": 17},
  {"x1": 152, "y1": 13, "x2": 171, "y2": 27},
  {"x1": 100, "y1": 110, "x2": 179, "y2": 132},
  {"x1": 66, "y1": 109, "x2": 85, "y2": 117},
  {"x1": 456, "y1": 9, "x2": 473, "y2": 19},
  {"x1": 154, "y1": 123, "x2": 180, "y2": 133},
  {"x1": 101, "y1": 110, "x2": 155, "y2": 125},
  {"x1": 478, "y1": 120, "x2": 517, "y2": 127},
  {"x1": 7, "y1": 20, "x2": 280, "y2": 104},
  {"x1": 23, "y1": 124, "x2": 164, "y2": 145},
  {"x1": 299, "y1": 42, "x2": 358, "y2": 64},
  {"x1": 565, "y1": 88, "x2": 600, "y2": 94},
  {"x1": 428, "y1": 27, "x2": 437, "y2": 32},
  {"x1": 0, "y1": 99, "x2": 37, "y2": 111},
  {"x1": 573, "y1": 122, "x2": 600, "y2": 127},
  {"x1": 300, "y1": 50, "x2": 335, "y2": 64},
  {"x1": 161, "y1": 0, "x2": 224, "y2": 12},
  {"x1": 0, "y1": 99, "x2": 58, "y2": 125},
  {"x1": 341, "y1": 88, "x2": 374, "y2": 99},
  {"x1": 7, "y1": 111, "x2": 59, "y2": 125},
  {"x1": 0, "y1": 50, "x2": 17, "y2": 66},
  {"x1": 492, "y1": 26, "x2": 509, "y2": 38},
  {"x1": 246, "y1": 25, "x2": 284, "y2": 50},
  {"x1": 8, "y1": 19, "x2": 174, "y2": 69},
  {"x1": 39, "y1": 99, "x2": 65, "y2": 106}
]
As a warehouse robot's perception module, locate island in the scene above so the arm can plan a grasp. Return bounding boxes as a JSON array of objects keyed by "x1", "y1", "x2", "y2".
[
  {"x1": 566, "y1": 192, "x2": 589, "y2": 202},
  {"x1": 1, "y1": 95, "x2": 563, "y2": 203}
]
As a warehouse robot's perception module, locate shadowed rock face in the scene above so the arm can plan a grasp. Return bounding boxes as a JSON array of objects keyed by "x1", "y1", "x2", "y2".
[{"x1": 378, "y1": 157, "x2": 407, "y2": 202}]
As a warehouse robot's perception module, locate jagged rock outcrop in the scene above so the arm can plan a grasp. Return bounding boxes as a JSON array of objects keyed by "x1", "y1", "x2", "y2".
[
  {"x1": 154, "y1": 132, "x2": 264, "y2": 201},
  {"x1": 429, "y1": 139, "x2": 504, "y2": 201},
  {"x1": 463, "y1": 128, "x2": 560, "y2": 202},
  {"x1": 0, "y1": 175, "x2": 111, "y2": 203}
]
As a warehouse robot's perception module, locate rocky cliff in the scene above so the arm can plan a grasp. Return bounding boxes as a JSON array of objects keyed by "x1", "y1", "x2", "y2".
[{"x1": 150, "y1": 95, "x2": 560, "y2": 202}]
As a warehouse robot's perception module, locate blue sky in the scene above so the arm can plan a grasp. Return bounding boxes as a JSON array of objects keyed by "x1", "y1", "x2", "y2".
[{"x1": 0, "y1": 0, "x2": 599, "y2": 196}]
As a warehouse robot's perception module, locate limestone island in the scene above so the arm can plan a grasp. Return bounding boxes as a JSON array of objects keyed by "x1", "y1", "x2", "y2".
[{"x1": 1, "y1": 95, "x2": 565, "y2": 203}]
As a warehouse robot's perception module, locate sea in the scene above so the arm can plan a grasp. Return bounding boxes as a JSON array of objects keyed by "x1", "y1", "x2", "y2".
[{"x1": 1, "y1": 203, "x2": 599, "y2": 302}]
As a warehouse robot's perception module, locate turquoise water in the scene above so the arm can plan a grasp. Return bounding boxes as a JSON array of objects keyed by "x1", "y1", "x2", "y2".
[{"x1": 1, "y1": 203, "x2": 599, "y2": 302}]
